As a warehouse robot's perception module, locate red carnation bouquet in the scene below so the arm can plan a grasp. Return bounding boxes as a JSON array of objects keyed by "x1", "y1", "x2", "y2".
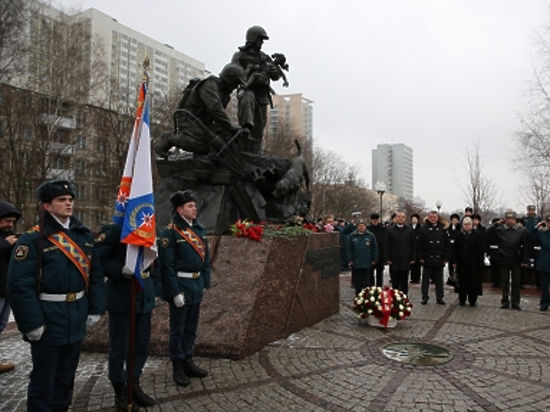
[{"x1": 230, "y1": 219, "x2": 264, "y2": 242}]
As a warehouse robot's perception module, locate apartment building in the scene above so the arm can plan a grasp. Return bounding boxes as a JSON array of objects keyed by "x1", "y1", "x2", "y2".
[{"x1": 371, "y1": 143, "x2": 414, "y2": 199}]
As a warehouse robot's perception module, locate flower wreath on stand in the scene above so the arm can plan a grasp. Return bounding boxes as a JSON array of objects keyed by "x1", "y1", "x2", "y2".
[{"x1": 353, "y1": 286, "x2": 412, "y2": 328}]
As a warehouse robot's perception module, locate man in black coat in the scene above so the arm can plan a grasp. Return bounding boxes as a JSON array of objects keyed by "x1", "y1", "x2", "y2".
[
  {"x1": 384, "y1": 212, "x2": 416, "y2": 295},
  {"x1": 419, "y1": 210, "x2": 450, "y2": 305},
  {"x1": 367, "y1": 213, "x2": 386, "y2": 286},
  {"x1": 486, "y1": 217, "x2": 502, "y2": 287},
  {"x1": 0, "y1": 201, "x2": 21, "y2": 373},
  {"x1": 451, "y1": 217, "x2": 484, "y2": 306},
  {"x1": 446, "y1": 213, "x2": 460, "y2": 288},
  {"x1": 492, "y1": 211, "x2": 527, "y2": 310},
  {"x1": 409, "y1": 213, "x2": 422, "y2": 284}
]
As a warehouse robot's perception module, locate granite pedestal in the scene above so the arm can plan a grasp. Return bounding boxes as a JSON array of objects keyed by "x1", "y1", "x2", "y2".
[{"x1": 84, "y1": 232, "x2": 340, "y2": 359}]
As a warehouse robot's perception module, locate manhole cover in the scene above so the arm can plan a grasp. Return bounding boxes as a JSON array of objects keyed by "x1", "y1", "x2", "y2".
[{"x1": 382, "y1": 343, "x2": 453, "y2": 366}]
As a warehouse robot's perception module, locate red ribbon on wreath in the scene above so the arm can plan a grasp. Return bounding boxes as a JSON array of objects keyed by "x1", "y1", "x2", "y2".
[{"x1": 379, "y1": 287, "x2": 394, "y2": 327}]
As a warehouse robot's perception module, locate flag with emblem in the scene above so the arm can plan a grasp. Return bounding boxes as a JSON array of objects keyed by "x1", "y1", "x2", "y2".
[{"x1": 113, "y1": 74, "x2": 157, "y2": 287}]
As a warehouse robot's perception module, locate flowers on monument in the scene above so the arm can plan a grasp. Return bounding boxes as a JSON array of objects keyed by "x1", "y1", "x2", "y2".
[
  {"x1": 230, "y1": 219, "x2": 264, "y2": 242},
  {"x1": 302, "y1": 222, "x2": 319, "y2": 232},
  {"x1": 229, "y1": 218, "x2": 327, "y2": 240},
  {"x1": 323, "y1": 223, "x2": 334, "y2": 232},
  {"x1": 353, "y1": 286, "x2": 413, "y2": 328}
]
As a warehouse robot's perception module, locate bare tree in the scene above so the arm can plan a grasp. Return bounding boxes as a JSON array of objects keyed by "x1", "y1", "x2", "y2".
[
  {"x1": 308, "y1": 144, "x2": 377, "y2": 218},
  {"x1": 0, "y1": 0, "x2": 28, "y2": 83},
  {"x1": 514, "y1": 23, "x2": 550, "y2": 215},
  {"x1": 461, "y1": 141, "x2": 498, "y2": 215},
  {"x1": 397, "y1": 196, "x2": 427, "y2": 220}
]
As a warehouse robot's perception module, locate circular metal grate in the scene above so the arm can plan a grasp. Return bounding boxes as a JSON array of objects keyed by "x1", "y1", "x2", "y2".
[{"x1": 382, "y1": 342, "x2": 453, "y2": 366}]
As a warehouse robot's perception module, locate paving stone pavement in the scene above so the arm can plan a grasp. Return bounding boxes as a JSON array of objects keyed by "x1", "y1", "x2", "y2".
[{"x1": 1, "y1": 272, "x2": 550, "y2": 411}]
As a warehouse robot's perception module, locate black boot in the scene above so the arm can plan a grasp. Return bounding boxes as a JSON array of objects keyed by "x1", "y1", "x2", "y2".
[
  {"x1": 182, "y1": 356, "x2": 208, "y2": 378},
  {"x1": 172, "y1": 360, "x2": 190, "y2": 386},
  {"x1": 133, "y1": 377, "x2": 156, "y2": 407},
  {"x1": 112, "y1": 381, "x2": 139, "y2": 411}
]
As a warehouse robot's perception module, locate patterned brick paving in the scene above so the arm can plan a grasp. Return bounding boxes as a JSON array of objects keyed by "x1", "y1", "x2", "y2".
[{"x1": 1, "y1": 273, "x2": 549, "y2": 411}]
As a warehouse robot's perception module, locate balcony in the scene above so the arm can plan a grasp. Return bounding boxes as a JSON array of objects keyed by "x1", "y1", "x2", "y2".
[
  {"x1": 46, "y1": 168, "x2": 75, "y2": 180},
  {"x1": 49, "y1": 142, "x2": 74, "y2": 156},
  {"x1": 39, "y1": 113, "x2": 77, "y2": 130}
]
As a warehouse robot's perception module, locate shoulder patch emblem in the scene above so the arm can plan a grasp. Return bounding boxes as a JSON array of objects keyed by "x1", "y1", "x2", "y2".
[
  {"x1": 161, "y1": 237, "x2": 170, "y2": 248},
  {"x1": 14, "y1": 245, "x2": 29, "y2": 261},
  {"x1": 95, "y1": 232, "x2": 106, "y2": 243}
]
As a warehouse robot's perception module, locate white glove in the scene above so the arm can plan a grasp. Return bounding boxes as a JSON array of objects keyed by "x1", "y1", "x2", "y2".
[
  {"x1": 87, "y1": 314, "x2": 101, "y2": 327},
  {"x1": 121, "y1": 266, "x2": 134, "y2": 279},
  {"x1": 27, "y1": 325, "x2": 44, "y2": 341},
  {"x1": 483, "y1": 255, "x2": 491, "y2": 267},
  {"x1": 173, "y1": 293, "x2": 185, "y2": 308}
]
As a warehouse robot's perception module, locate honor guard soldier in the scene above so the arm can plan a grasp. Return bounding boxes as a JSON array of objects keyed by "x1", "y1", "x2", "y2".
[
  {"x1": 7, "y1": 179, "x2": 106, "y2": 411},
  {"x1": 158, "y1": 190, "x2": 210, "y2": 387},
  {"x1": 94, "y1": 222, "x2": 157, "y2": 410}
]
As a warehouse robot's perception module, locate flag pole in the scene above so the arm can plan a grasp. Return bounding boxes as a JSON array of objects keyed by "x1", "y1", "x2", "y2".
[{"x1": 126, "y1": 58, "x2": 150, "y2": 412}]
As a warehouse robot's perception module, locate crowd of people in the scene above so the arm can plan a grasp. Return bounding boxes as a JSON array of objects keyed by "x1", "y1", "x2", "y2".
[
  {"x1": 0, "y1": 179, "x2": 210, "y2": 411},
  {"x1": 321, "y1": 205, "x2": 550, "y2": 311}
]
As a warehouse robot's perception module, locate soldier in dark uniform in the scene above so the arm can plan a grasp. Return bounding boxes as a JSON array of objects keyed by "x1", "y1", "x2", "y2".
[
  {"x1": 8, "y1": 180, "x2": 106, "y2": 411},
  {"x1": 0, "y1": 201, "x2": 21, "y2": 373},
  {"x1": 232, "y1": 26, "x2": 285, "y2": 153},
  {"x1": 94, "y1": 223, "x2": 157, "y2": 410},
  {"x1": 155, "y1": 63, "x2": 246, "y2": 157},
  {"x1": 522, "y1": 205, "x2": 542, "y2": 287},
  {"x1": 158, "y1": 190, "x2": 210, "y2": 387}
]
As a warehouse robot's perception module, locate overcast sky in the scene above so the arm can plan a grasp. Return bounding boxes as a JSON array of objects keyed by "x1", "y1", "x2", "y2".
[{"x1": 56, "y1": 0, "x2": 550, "y2": 215}]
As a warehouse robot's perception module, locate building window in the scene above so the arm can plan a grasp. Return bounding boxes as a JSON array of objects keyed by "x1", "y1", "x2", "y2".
[
  {"x1": 53, "y1": 156, "x2": 69, "y2": 170},
  {"x1": 75, "y1": 159, "x2": 86, "y2": 176},
  {"x1": 77, "y1": 135, "x2": 86, "y2": 150}
]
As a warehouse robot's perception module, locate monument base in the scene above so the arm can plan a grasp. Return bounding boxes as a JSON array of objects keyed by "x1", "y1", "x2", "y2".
[{"x1": 84, "y1": 232, "x2": 340, "y2": 359}]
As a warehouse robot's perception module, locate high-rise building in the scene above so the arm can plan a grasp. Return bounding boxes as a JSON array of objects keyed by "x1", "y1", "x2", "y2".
[
  {"x1": 10, "y1": 1, "x2": 206, "y2": 111},
  {"x1": 266, "y1": 93, "x2": 313, "y2": 158},
  {"x1": 371, "y1": 143, "x2": 413, "y2": 199}
]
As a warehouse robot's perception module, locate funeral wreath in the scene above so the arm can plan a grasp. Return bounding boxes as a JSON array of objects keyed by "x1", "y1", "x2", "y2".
[{"x1": 353, "y1": 286, "x2": 413, "y2": 328}]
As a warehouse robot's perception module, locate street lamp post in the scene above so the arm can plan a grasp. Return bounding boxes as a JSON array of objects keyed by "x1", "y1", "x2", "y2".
[
  {"x1": 435, "y1": 200, "x2": 442, "y2": 214},
  {"x1": 375, "y1": 181, "x2": 386, "y2": 220}
]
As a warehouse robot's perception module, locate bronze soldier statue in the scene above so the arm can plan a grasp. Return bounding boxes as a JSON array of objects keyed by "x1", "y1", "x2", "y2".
[
  {"x1": 231, "y1": 26, "x2": 289, "y2": 154},
  {"x1": 155, "y1": 63, "x2": 247, "y2": 157}
]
